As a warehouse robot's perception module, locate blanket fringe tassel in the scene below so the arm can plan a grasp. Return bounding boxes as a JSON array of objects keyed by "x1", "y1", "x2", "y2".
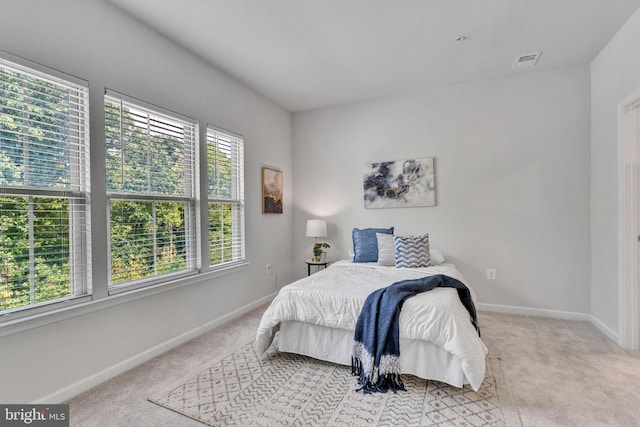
[{"x1": 352, "y1": 356, "x2": 406, "y2": 394}]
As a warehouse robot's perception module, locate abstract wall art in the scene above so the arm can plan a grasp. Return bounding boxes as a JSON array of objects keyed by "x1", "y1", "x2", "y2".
[
  {"x1": 363, "y1": 157, "x2": 435, "y2": 208},
  {"x1": 262, "y1": 167, "x2": 283, "y2": 214}
]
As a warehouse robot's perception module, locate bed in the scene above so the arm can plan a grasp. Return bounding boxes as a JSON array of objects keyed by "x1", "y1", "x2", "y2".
[{"x1": 255, "y1": 258, "x2": 488, "y2": 391}]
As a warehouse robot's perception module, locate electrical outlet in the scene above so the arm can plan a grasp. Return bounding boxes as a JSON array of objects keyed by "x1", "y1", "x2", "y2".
[
  {"x1": 266, "y1": 264, "x2": 272, "y2": 274},
  {"x1": 486, "y1": 268, "x2": 496, "y2": 280}
]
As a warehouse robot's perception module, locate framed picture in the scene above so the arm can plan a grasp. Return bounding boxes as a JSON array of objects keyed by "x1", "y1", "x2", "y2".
[
  {"x1": 262, "y1": 167, "x2": 283, "y2": 214},
  {"x1": 363, "y1": 157, "x2": 436, "y2": 208}
]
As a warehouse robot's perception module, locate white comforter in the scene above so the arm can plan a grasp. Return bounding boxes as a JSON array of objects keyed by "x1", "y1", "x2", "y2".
[{"x1": 255, "y1": 260, "x2": 488, "y2": 390}]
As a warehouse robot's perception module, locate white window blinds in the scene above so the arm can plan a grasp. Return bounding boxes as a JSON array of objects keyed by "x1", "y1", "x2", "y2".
[
  {"x1": 0, "y1": 56, "x2": 91, "y2": 316},
  {"x1": 105, "y1": 90, "x2": 198, "y2": 290},
  {"x1": 207, "y1": 126, "x2": 244, "y2": 267}
]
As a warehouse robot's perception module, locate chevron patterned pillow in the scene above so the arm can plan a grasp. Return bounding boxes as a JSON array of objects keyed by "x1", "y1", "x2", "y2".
[{"x1": 394, "y1": 234, "x2": 431, "y2": 268}]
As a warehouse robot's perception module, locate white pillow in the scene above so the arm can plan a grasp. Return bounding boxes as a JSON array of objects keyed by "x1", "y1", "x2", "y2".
[
  {"x1": 376, "y1": 233, "x2": 396, "y2": 266},
  {"x1": 430, "y1": 248, "x2": 445, "y2": 265}
]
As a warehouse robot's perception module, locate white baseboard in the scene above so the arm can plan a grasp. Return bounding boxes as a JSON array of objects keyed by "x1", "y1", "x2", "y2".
[
  {"x1": 478, "y1": 302, "x2": 590, "y2": 321},
  {"x1": 34, "y1": 293, "x2": 277, "y2": 404},
  {"x1": 478, "y1": 302, "x2": 621, "y2": 344},
  {"x1": 588, "y1": 314, "x2": 620, "y2": 344}
]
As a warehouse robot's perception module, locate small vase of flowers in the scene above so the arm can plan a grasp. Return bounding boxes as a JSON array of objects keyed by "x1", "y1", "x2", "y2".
[{"x1": 313, "y1": 242, "x2": 330, "y2": 262}]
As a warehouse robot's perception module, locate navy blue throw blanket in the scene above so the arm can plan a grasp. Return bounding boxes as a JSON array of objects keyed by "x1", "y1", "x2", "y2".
[{"x1": 351, "y1": 274, "x2": 480, "y2": 394}]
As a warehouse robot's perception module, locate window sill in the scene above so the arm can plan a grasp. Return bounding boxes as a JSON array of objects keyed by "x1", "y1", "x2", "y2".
[{"x1": 0, "y1": 261, "x2": 250, "y2": 339}]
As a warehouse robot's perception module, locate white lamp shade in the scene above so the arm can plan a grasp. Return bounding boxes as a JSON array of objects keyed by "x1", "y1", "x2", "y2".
[{"x1": 306, "y1": 219, "x2": 327, "y2": 238}]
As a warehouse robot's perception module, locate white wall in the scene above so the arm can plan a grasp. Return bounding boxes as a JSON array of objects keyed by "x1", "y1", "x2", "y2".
[
  {"x1": 292, "y1": 66, "x2": 591, "y2": 314},
  {"x1": 0, "y1": 0, "x2": 293, "y2": 403},
  {"x1": 590, "y1": 8, "x2": 640, "y2": 335}
]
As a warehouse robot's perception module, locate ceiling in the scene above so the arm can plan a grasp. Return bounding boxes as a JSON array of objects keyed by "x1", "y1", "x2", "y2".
[{"x1": 107, "y1": 0, "x2": 640, "y2": 112}]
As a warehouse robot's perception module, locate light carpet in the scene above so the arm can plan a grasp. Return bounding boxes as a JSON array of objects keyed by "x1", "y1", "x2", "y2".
[{"x1": 149, "y1": 338, "x2": 521, "y2": 426}]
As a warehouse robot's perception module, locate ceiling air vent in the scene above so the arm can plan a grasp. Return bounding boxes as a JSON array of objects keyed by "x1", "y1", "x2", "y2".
[{"x1": 513, "y1": 51, "x2": 542, "y2": 69}]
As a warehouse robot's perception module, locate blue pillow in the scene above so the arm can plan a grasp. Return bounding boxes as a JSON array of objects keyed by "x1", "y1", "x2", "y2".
[{"x1": 352, "y1": 227, "x2": 394, "y2": 263}]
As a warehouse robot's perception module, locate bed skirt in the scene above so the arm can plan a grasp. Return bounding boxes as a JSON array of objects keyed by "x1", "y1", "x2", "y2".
[{"x1": 279, "y1": 320, "x2": 467, "y2": 388}]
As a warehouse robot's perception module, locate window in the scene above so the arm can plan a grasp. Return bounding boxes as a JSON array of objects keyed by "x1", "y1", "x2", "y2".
[
  {"x1": 104, "y1": 90, "x2": 198, "y2": 291},
  {"x1": 207, "y1": 126, "x2": 244, "y2": 268},
  {"x1": 0, "y1": 56, "x2": 91, "y2": 316}
]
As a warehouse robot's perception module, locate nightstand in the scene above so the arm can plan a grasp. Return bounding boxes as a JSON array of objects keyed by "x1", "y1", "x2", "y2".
[{"x1": 305, "y1": 259, "x2": 329, "y2": 276}]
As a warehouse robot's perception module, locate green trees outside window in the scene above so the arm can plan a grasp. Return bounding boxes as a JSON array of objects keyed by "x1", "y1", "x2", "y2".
[
  {"x1": 1, "y1": 59, "x2": 89, "y2": 314},
  {"x1": 207, "y1": 128, "x2": 244, "y2": 267},
  {"x1": 0, "y1": 197, "x2": 72, "y2": 310},
  {"x1": 105, "y1": 94, "x2": 196, "y2": 287}
]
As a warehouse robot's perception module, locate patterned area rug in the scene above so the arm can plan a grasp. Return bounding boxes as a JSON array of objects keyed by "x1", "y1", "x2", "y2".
[{"x1": 149, "y1": 338, "x2": 521, "y2": 426}]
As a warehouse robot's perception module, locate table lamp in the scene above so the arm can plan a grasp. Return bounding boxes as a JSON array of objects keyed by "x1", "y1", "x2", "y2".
[{"x1": 305, "y1": 219, "x2": 327, "y2": 244}]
